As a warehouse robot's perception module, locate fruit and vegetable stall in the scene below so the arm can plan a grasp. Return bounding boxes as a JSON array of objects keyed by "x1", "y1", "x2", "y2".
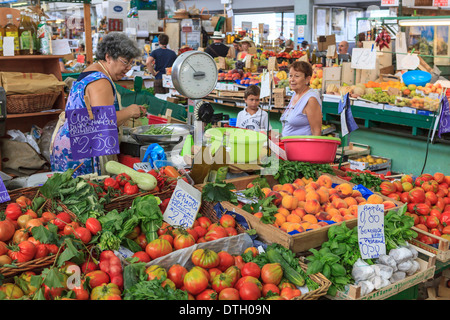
[{"x1": 0, "y1": 154, "x2": 448, "y2": 302}]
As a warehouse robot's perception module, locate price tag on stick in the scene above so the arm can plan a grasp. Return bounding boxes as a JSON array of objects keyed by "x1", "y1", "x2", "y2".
[
  {"x1": 357, "y1": 204, "x2": 386, "y2": 260},
  {"x1": 67, "y1": 105, "x2": 120, "y2": 161},
  {"x1": 163, "y1": 179, "x2": 202, "y2": 228}
]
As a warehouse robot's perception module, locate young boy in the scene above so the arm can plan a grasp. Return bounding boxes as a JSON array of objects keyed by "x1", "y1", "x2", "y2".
[{"x1": 236, "y1": 85, "x2": 271, "y2": 131}]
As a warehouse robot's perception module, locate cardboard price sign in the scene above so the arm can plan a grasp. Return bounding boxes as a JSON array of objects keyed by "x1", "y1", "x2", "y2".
[
  {"x1": 163, "y1": 179, "x2": 202, "y2": 228},
  {"x1": 0, "y1": 176, "x2": 10, "y2": 204},
  {"x1": 268, "y1": 56, "x2": 277, "y2": 71},
  {"x1": 357, "y1": 204, "x2": 386, "y2": 259},
  {"x1": 67, "y1": 105, "x2": 120, "y2": 161}
]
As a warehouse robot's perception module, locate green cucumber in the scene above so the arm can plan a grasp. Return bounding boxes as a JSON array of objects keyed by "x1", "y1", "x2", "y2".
[{"x1": 266, "y1": 248, "x2": 305, "y2": 287}]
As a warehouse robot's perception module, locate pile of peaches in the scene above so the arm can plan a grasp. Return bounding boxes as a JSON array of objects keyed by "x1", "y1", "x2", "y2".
[{"x1": 250, "y1": 175, "x2": 397, "y2": 234}]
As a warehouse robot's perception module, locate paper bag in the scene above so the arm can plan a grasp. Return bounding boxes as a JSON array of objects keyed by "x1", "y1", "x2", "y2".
[
  {"x1": 1, "y1": 72, "x2": 66, "y2": 95},
  {"x1": 0, "y1": 139, "x2": 47, "y2": 176}
]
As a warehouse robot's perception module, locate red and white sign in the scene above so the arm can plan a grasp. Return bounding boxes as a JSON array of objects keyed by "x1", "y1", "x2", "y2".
[
  {"x1": 381, "y1": 0, "x2": 399, "y2": 6},
  {"x1": 433, "y1": 0, "x2": 449, "y2": 7}
]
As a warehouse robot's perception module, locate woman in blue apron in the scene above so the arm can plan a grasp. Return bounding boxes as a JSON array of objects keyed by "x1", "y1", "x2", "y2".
[{"x1": 50, "y1": 32, "x2": 146, "y2": 176}]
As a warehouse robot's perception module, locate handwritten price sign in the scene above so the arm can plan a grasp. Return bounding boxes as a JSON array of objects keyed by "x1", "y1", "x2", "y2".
[
  {"x1": 67, "y1": 105, "x2": 120, "y2": 161},
  {"x1": 357, "y1": 204, "x2": 386, "y2": 259},
  {"x1": 351, "y1": 48, "x2": 376, "y2": 70},
  {"x1": 0, "y1": 176, "x2": 10, "y2": 204},
  {"x1": 163, "y1": 179, "x2": 202, "y2": 228}
]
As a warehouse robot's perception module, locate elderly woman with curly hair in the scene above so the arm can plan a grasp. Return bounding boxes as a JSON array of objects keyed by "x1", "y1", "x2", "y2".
[{"x1": 50, "y1": 32, "x2": 147, "y2": 176}]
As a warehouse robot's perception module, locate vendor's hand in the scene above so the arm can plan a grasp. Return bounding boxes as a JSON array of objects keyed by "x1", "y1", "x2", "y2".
[{"x1": 126, "y1": 104, "x2": 147, "y2": 119}]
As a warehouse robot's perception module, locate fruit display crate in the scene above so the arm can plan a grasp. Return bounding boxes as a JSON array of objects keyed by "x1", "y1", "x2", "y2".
[
  {"x1": 212, "y1": 174, "x2": 404, "y2": 254},
  {"x1": 348, "y1": 155, "x2": 391, "y2": 172},
  {"x1": 409, "y1": 226, "x2": 450, "y2": 263},
  {"x1": 329, "y1": 244, "x2": 436, "y2": 300}
]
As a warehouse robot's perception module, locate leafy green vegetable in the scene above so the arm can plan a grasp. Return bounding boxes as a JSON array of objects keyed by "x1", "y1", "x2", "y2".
[
  {"x1": 273, "y1": 160, "x2": 335, "y2": 184},
  {"x1": 202, "y1": 181, "x2": 238, "y2": 205},
  {"x1": 346, "y1": 172, "x2": 383, "y2": 191}
]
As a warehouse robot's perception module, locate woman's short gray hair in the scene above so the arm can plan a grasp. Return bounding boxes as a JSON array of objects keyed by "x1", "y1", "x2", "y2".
[{"x1": 97, "y1": 32, "x2": 141, "y2": 61}]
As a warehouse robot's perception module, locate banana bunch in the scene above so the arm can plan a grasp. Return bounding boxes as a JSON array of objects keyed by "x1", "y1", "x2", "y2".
[{"x1": 277, "y1": 71, "x2": 288, "y2": 80}]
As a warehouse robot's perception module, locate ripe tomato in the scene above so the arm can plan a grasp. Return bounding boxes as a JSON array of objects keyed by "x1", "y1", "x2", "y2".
[
  {"x1": 90, "y1": 283, "x2": 122, "y2": 300},
  {"x1": 74, "y1": 227, "x2": 92, "y2": 244},
  {"x1": 0, "y1": 241, "x2": 7, "y2": 256},
  {"x1": 85, "y1": 270, "x2": 110, "y2": 288},
  {"x1": 173, "y1": 232, "x2": 196, "y2": 250},
  {"x1": 224, "y1": 265, "x2": 241, "y2": 287},
  {"x1": 0, "y1": 283, "x2": 24, "y2": 299},
  {"x1": 217, "y1": 251, "x2": 235, "y2": 272},
  {"x1": 115, "y1": 173, "x2": 131, "y2": 186},
  {"x1": 12, "y1": 229, "x2": 29, "y2": 244},
  {"x1": 196, "y1": 289, "x2": 218, "y2": 300},
  {"x1": 280, "y1": 287, "x2": 301, "y2": 300},
  {"x1": 209, "y1": 268, "x2": 222, "y2": 279},
  {"x1": 261, "y1": 263, "x2": 283, "y2": 285},
  {"x1": 16, "y1": 196, "x2": 32, "y2": 209},
  {"x1": 8, "y1": 240, "x2": 36, "y2": 263},
  {"x1": 63, "y1": 221, "x2": 80, "y2": 236},
  {"x1": 262, "y1": 283, "x2": 281, "y2": 297},
  {"x1": 145, "y1": 265, "x2": 167, "y2": 281},
  {"x1": 234, "y1": 276, "x2": 262, "y2": 291},
  {"x1": 124, "y1": 181, "x2": 139, "y2": 195},
  {"x1": 5, "y1": 203, "x2": 22, "y2": 221},
  {"x1": 204, "y1": 226, "x2": 228, "y2": 242},
  {"x1": 239, "y1": 282, "x2": 261, "y2": 300},
  {"x1": 0, "y1": 218, "x2": 15, "y2": 242},
  {"x1": 85, "y1": 217, "x2": 102, "y2": 235},
  {"x1": 167, "y1": 264, "x2": 188, "y2": 289},
  {"x1": 220, "y1": 214, "x2": 236, "y2": 228},
  {"x1": 241, "y1": 262, "x2": 261, "y2": 279},
  {"x1": 211, "y1": 273, "x2": 234, "y2": 293},
  {"x1": 17, "y1": 215, "x2": 32, "y2": 229},
  {"x1": 34, "y1": 244, "x2": 49, "y2": 259},
  {"x1": 53, "y1": 212, "x2": 72, "y2": 230},
  {"x1": 196, "y1": 216, "x2": 212, "y2": 229},
  {"x1": 24, "y1": 209, "x2": 38, "y2": 219},
  {"x1": 103, "y1": 177, "x2": 119, "y2": 190},
  {"x1": 132, "y1": 251, "x2": 151, "y2": 263},
  {"x1": 186, "y1": 228, "x2": 199, "y2": 242},
  {"x1": 134, "y1": 233, "x2": 148, "y2": 250},
  {"x1": 145, "y1": 238, "x2": 173, "y2": 260},
  {"x1": 218, "y1": 287, "x2": 240, "y2": 300},
  {"x1": 72, "y1": 280, "x2": 90, "y2": 300},
  {"x1": 183, "y1": 267, "x2": 209, "y2": 295},
  {"x1": 193, "y1": 225, "x2": 207, "y2": 238},
  {"x1": 81, "y1": 260, "x2": 99, "y2": 273},
  {"x1": 41, "y1": 212, "x2": 56, "y2": 223},
  {"x1": 45, "y1": 244, "x2": 59, "y2": 255},
  {"x1": 426, "y1": 216, "x2": 440, "y2": 229},
  {"x1": 157, "y1": 221, "x2": 173, "y2": 236},
  {"x1": 225, "y1": 227, "x2": 238, "y2": 236},
  {"x1": 191, "y1": 248, "x2": 220, "y2": 269},
  {"x1": 409, "y1": 188, "x2": 426, "y2": 204}
]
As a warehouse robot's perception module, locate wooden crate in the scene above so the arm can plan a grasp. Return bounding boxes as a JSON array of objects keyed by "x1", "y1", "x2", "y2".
[
  {"x1": 331, "y1": 244, "x2": 436, "y2": 300},
  {"x1": 409, "y1": 226, "x2": 450, "y2": 262},
  {"x1": 203, "y1": 173, "x2": 404, "y2": 253}
]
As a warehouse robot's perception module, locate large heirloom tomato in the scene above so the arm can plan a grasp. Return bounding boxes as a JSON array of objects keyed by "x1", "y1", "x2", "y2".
[
  {"x1": 260, "y1": 263, "x2": 283, "y2": 285},
  {"x1": 145, "y1": 238, "x2": 173, "y2": 260},
  {"x1": 145, "y1": 265, "x2": 167, "y2": 281},
  {"x1": 167, "y1": 264, "x2": 188, "y2": 289},
  {"x1": 183, "y1": 267, "x2": 209, "y2": 295},
  {"x1": 191, "y1": 248, "x2": 220, "y2": 269},
  {"x1": 90, "y1": 283, "x2": 121, "y2": 300},
  {"x1": 173, "y1": 231, "x2": 196, "y2": 250},
  {"x1": 0, "y1": 216, "x2": 15, "y2": 242},
  {"x1": 7, "y1": 240, "x2": 36, "y2": 263},
  {"x1": 211, "y1": 273, "x2": 234, "y2": 293},
  {"x1": 85, "y1": 270, "x2": 110, "y2": 288}
]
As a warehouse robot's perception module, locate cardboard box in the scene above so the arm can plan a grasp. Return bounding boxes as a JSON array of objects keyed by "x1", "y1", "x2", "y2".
[
  {"x1": 317, "y1": 34, "x2": 336, "y2": 51},
  {"x1": 167, "y1": 97, "x2": 180, "y2": 104},
  {"x1": 273, "y1": 88, "x2": 286, "y2": 108},
  {"x1": 323, "y1": 67, "x2": 341, "y2": 81},
  {"x1": 349, "y1": 155, "x2": 391, "y2": 171},
  {"x1": 341, "y1": 62, "x2": 355, "y2": 85}
]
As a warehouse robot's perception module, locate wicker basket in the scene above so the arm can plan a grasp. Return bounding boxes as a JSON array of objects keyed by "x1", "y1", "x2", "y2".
[
  {"x1": 0, "y1": 255, "x2": 57, "y2": 278},
  {"x1": 6, "y1": 91, "x2": 61, "y2": 114},
  {"x1": 291, "y1": 261, "x2": 332, "y2": 300},
  {"x1": 0, "y1": 186, "x2": 42, "y2": 211}
]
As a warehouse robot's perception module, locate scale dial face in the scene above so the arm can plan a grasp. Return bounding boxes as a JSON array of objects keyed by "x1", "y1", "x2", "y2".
[{"x1": 172, "y1": 51, "x2": 218, "y2": 99}]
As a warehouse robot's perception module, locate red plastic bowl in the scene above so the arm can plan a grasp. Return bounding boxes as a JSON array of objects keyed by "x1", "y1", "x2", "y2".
[{"x1": 281, "y1": 135, "x2": 341, "y2": 163}]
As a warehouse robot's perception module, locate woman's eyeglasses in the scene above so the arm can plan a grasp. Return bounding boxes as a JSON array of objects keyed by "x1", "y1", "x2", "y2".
[{"x1": 118, "y1": 57, "x2": 134, "y2": 67}]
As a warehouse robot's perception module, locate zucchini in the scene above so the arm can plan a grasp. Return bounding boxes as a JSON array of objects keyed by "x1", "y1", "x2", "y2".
[{"x1": 266, "y1": 248, "x2": 305, "y2": 287}]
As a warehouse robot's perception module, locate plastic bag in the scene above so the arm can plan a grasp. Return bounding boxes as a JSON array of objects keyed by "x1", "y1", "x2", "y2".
[
  {"x1": 373, "y1": 264, "x2": 394, "y2": 280},
  {"x1": 389, "y1": 247, "x2": 413, "y2": 264},
  {"x1": 377, "y1": 254, "x2": 398, "y2": 272},
  {"x1": 359, "y1": 280, "x2": 375, "y2": 296},
  {"x1": 390, "y1": 271, "x2": 406, "y2": 283},
  {"x1": 371, "y1": 275, "x2": 391, "y2": 290},
  {"x1": 352, "y1": 258, "x2": 375, "y2": 283},
  {"x1": 142, "y1": 143, "x2": 167, "y2": 168},
  {"x1": 7, "y1": 129, "x2": 41, "y2": 154},
  {"x1": 39, "y1": 120, "x2": 57, "y2": 163},
  {"x1": 406, "y1": 260, "x2": 420, "y2": 276},
  {"x1": 397, "y1": 259, "x2": 413, "y2": 273}
]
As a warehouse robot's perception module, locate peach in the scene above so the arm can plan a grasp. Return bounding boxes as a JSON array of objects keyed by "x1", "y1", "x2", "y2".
[
  {"x1": 297, "y1": 201, "x2": 305, "y2": 209},
  {"x1": 367, "y1": 194, "x2": 383, "y2": 204},
  {"x1": 316, "y1": 187, "x2": 330, "y2": 204},
  {"x1": 302, "y1": 214, "x2": 318, "y2": 224},
  {"x1": 328, "y1": 188, "x2": 338, "y2": 195},
  {"x1": 332, "y1": 198, "x2": 348, "y2": 210},
  {"x1": 326, "y1": 208, "x2": 341, "y2": 217},
  {"x1": 286, "y1": 214, "x2": 302, "y2": 224},
  {"x1": 281, "y1": 195, "x2": 298, "y2": 211},
  {"x1": 305, "y1": 191, "x2": 320, "y2": 202},
  {"x1": 317, "y1": 221, "x2": 329, "y2": 227},
  {"x1": 343, "y1": 214, "x2": 355, "y2": 221},
  {"x1": 383, "y1": 201, "x2": 396, "y2": 210},
  {"x1": 281, "y1": 184, "x2": 295, "y2": 195},
  {"x1": 293, "y1": 178, "x2": 305, "y2": 187},
  {"x1": 279, "y1": 190, "x2": 292, "y2": 197},
  {"x1": 351, "y1": 190, "x2": 362, "y2": 198},
  {"x1": 304, "y1": 199, "x2": 321, "y2": 215},
  {"x1": 292, "y1": 188, "x2": 306, "y2": 202},
  {"x1": 315, "y1": 211, "x2": 331, "y2": 221},
  {"x1": 302, "y1": 177, "x2": 314, "y2": 185},
  {"x1": 274, "y1": 213, "x2": 286, "y2": 227},
  {"x1": 291, "y1": 208, "x2": 306, "y2": 219},
  {"x1": 308, "y1": 224, "x2": 321, "y2": 230},
  {"x1": 331, "y1": 215, "x2": 344, "y2": 223},
  {"x1": 300, "y1": 221, "x2": 311, "y2": 230},
  {"x1": 280, "y1": 222, "x2": 301, "y2": 233},
  {"x1": 317, "y1": 175, "x2": 333, "y2": 188},
  {"x1": 336, "y1": 183, "x2": 353, "y2": 198},
  {"x1": 329, "y1": 193, "x2": 341, "y2": 202},
  {"x1": 355, "y1": 196, "x2": 366, "y2": 204},
  {"x1": 272, "y1": 184, "x2": 283, "y2": 192},
  {"x1": 268, "y1": 191, "x2": 282, "y2": 206},
  {"x1": 308, "y1": 182, "x2": 320, "y2": 190},
  {"x1": 277, "y1": 207, "x2": 290, "y2": 217},
  {"x1": 322, "y1": 202, "x2": 335, "y2": 212},
  {"x1": 349, "y1": 205, "x2": 358, "y2": 217},
  {"x1": 343, "y1": 197, "x2": 357, "y2": 207},
  {"x1": 339, "y1": 208, "x2": 351, "y2": 216}
]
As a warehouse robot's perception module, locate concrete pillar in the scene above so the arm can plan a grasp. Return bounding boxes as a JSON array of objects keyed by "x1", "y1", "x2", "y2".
[{"x1": 293, "y1": 0, "x2": 314, "y2": 47}]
